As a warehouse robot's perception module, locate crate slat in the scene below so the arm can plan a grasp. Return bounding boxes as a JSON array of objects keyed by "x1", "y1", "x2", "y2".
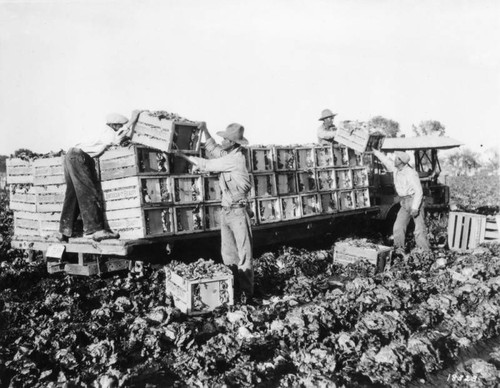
[{"x1": 448, "y1": 212, "x2": 487, "y2": 251}]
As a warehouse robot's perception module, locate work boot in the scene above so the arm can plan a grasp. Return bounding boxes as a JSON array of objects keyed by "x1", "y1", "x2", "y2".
[
  {"x1": 91, "y1": 230, "x2": 120, "y2": 242},
  {"x1": 53, "y1": 232, "x2": 69, "y2": 242}
]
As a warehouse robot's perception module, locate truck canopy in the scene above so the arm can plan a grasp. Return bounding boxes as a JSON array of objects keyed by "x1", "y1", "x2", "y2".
[{"x1": 381, "y1": 136, "x2": 463, "y2": 151}]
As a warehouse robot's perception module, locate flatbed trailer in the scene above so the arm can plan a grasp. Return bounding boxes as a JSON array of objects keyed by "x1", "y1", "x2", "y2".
[{"x1": 11, "y1": 207, "x2": 379, "y2": 274}]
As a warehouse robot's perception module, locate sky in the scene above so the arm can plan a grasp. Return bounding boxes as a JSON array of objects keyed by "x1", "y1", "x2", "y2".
[{"x1": 0, "y1": 0, "x2": 499, "y2": 159}]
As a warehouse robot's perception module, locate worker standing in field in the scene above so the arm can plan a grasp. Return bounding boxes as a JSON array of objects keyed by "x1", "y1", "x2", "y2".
[
  {"x1": 57, "y1": 111, "x2": 141, "y2": 242},
  {"x1": 177, "y1": 122, "x2": 254, "y2": 300},
  {"x1": 317, "y1": 108, "x2": 338, "y2": 144},
  {"x1": 372, "y1": 149, "x2": 430, "y2": 251}
]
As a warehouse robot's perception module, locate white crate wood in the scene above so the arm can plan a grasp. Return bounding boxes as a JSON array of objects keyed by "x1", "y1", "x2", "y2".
[
  {"x1": 280, "y1": 196, "x2": 301, "y2": 220},
  {"x1": 203, "y1": 175, "x2": 222, "y2": 202},
  {"x1": 99, "y1": 147, "x2": 140, "y2": 181},
  {"x1": 314, "y1": 146, "x2": 334, "y2": 168},
  {"x1": 253, "y1": 173, "x2": 277, "y2": 198},
  {"x1": 131, "y1": 112, "x2": 201, "y2": 152},
  {"x1": 204, "y1": 203, "x2": 222, "y2": 230},
  {"x1": 257, "y1": 197, "x2": 281, "y2": 223},
  {"x1": 297, "y1": 171, "x2": 318, "y2": 193},
  {"x1": 105, "y1": 206, "x2": 174, "y2": 239},
  {"x1": 102, "y1": 177, "x2": 142, "y2": 211},
  {"x1": 276, "y1": 172, "x2": 298, "y2": 195},
  {"x1": 250, "y1": 148, "x2": 274, "y2": 172},
  {"x1": 9, "y1": 184, "x2": 37, "y2": 212},
  {"x1": 6, "y1": 158, "x2": 33, "y2": 184},
  {"x1": 275, "y1": 147, "x2": 296, "y2": 171},
  {"x1": 142, "y1": 177, "x2": 173, "y2": 204},
  {"x1": 39, "y1": 212, "x2": 61, "y2": 237},
  {"x1": 352, "y1": 168, "x2": 369, "y2": 188},
  {"x1": 448, "y1": 212, "x2": 487, "y2": 251},
  {"x1": 174, "y1": 205, "x2": 204, "y2": 234},
  {"x1": 173, "y1": 176, "x2": 203, "y2": 204},
  {"x1": 320, "y1": 192, "x2": 339, "y2": 214},
  {"x1": 335, "y1": 121, "x2": 371, "y2": 153},
  {"x1": 335, "y1": 169, "x2": 353, "y2": 190},
  {"x1": 317, "y1": 169, "x2": 336, "y2": 191},
  {"x1": 13, "y1": 211, "x2": 40, "y2": 237},
  {"x1": 301, "y1": 194, "x2": 321, "y2": 216},
  {"x1": 484, "y1": 216, "x2": 500, "y2": 242},
  {"x1": 35, "y1": 184, "x2": 66, "y2": 213},
  {"x1": 334, "y1": 242, "x2": 391, "y2": 272},
  {"x1": 354, "y1": 188, "x2": 371, "y2": 209},
  {"x1": 165, "y1": 269, "x2": 233, "y2": 315},
  {"x1": 296, "y1": 147, "x2": 315, "y2": 170},
  {"x1": 33, "y1": 157, "x2": 65, "y2": 186},
  {"x1": 338, "y1": 190, "x2": 355, "y2": 211},
  {"x1": 333, "y1": 146, "x2": 349, "y2": 167}
]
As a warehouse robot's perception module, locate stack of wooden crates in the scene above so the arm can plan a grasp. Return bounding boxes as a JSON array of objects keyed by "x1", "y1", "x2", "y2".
[{"x1": 7, "y1": 112, "x2": 373, "y2": 241}]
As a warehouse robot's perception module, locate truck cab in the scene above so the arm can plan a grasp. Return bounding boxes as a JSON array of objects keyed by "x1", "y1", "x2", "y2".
[{"x1": 367, "y1": 136, "x2": 463, "y2": 222}]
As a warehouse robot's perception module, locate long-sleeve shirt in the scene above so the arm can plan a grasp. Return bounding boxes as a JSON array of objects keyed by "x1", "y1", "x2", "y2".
[
  {"x1": 372, "y1": 150, "x2": 424, "y2": 211},
  {"x1": 74, "y1": 126, "x2": 119, "y2": 158},
  {"x1": 317, "y1": 123, "x2": 337, "y2": 145},
  {"x1": 191, "y1": 138, "x2": 252, "y2": 207}
]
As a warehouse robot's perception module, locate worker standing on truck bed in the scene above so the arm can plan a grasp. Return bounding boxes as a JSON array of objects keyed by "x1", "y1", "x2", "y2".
[
  {"x1": 177, "y1": 122, "x2": 254, "y2": 301},
  {"x1": 317, "y1": 108, "x2": 338, "y2": 144},
  {"x1": 372, "y1": 149, "x2": 430, "y2": 251},
  {"x1": 56, "y1": 111, "x2": 141, "y2": 242}
]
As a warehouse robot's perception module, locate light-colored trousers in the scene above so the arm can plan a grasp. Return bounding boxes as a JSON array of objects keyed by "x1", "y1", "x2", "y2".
[
  {"x1": 393, "y1": 197, "x2": 430, "y2": 250},
  {"x1": 221, "y1": 207, "x2": 254, "y2": 296}
]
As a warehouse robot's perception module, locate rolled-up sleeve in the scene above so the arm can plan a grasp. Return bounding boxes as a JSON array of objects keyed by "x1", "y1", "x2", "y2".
[{"x1": 204, "y1": 138, "x2": 227, "y2": 158}]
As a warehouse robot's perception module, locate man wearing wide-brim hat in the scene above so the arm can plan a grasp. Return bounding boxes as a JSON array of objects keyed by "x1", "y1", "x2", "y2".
[
  {"x1": 178, "y1": 122, "x2": 254, "y2": 300},
  {"x1": 56, "y1": 111, "x2": 142, "y2": 242},
  {"x1": 317, "y1": 108, "x2": 338, "y2": 145},
  {"x1": 372, "y1": 149, "x2": 430, "y2": 251}
]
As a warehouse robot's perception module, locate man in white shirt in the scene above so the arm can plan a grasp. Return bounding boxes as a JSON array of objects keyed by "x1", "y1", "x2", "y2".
[
  {"x1": 317, "y1": 109, "x2": 338, "y2": 144},
  {"x1": 372, "y1": 149, "x2": 430, "y2": 251},
  {"x1": 58, "y1": 112, "x2": 137, "y2": 242}
]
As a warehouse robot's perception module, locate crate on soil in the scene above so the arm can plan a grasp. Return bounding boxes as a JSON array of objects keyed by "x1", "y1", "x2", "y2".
[
  {"x1": 447, "y1": 211, "x2": 487, "y2": 251},
  {"x1": 334, "y1": 241, "x2": 392, "y2": 272},
  {"x1": 164, "y1": 266, "x2": 234, "y2": 315}
]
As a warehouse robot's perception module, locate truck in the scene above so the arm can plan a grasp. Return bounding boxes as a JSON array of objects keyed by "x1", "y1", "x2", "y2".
[{"x1": 6, "y1": 112, "x2": 462, "y2": 275}]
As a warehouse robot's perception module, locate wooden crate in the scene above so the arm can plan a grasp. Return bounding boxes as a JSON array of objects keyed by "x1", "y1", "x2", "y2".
[
  {"x1": 173, "y1": 175, "x2": 203, "y2": 204},
  {"x1": 297, "y1": 170, "x2": 317, "y2": 193},
  {"x1": 334, "y1": 242, "x2": 391, "y2": 272},
  {"x1": 33, "y1": 157, "x2": 65, "y2": 186},
  {"x1": 320, "y1": 192, "x2": 339, "y2": 214},
  {"x1": 38, "y1": 212, "x2": 61, "y2": 237},
  {"x1": 13, "y1": 211, "x2": 39, "y2": 237},
  {"x1": 276, "y1": 172, "x2": 298, "y2": 195},
  {"x1": 448, "y1": 212, "x2": 487, "y2": 251},
  {"x1": 137, "y1": 148, "x2": 170, "y2": 174},
  {"x1": 204, "y1": 203, "x2": 222, "y2": 230},
  {"x1": 9, "y1": 184, "x2": 37, "y2": 212},
  {"x1": 203, "y1": 175, "x2": 222, "y2": 202},
  {"x1": 257, "y1": 197, "x2": 281, "y2": 223},
  {"x1": 142, "y1": 176, "x2": 173, "y2": 204},
  {"x1": 348, "y1": 149, "x2": 363, "y2": 167},
  {"x1": 354, "y1": 188, "x2": 371, "y2": 209},
  {"x1": 317, "y1": 169, "x2": 336, "y2": 191},
  {"x1": 105, "y1": 206, "x2": 174, "y2": 239},
  {"x1": 99, "y1": 147, "x2": 139, "y2": 181},
  {"x1": 300, "y1": 194, "x2": 321, "y2": 216},
  {"x1": 335, "y1": 121, "x2": 371, "y2": 153},
  {"x1": 333, "y1": 146, "x2": 349, "y2": 167},
  {"x1": 352, "y1": 168, "x2": 369, "y2": 188},
  {"x1": 250, "y1": 147, "x2": 274, "y2": 172},
  {"x1": 335, "y1": 169, "x2": 353, "y2": 190},
  {"x1": 275, "y1": 147, "x2": 296, "y2": 171},
  {"x1": 253, "y1": 173, "x2": 277, "y2": 198},
  {"x1": 280, "y1": 195, "x2": 301, "y2": 220},
  {"x1": 165, "y1": 268, "x2": 233, "y2": 315},
  {"x1": 296, "y1": 147, "x2": 315, "y2": 170},
  {"x1": 314, "y1": 146, "x2": 334, "y2": 168},
  {"x1": 174, "y1": 205, "x2": 204, "y2": 234},
  {"x1": 35, "y1": 184, "x2": 66, "y2": 212},
  {"x1": 6, "y1": 158, "x2": 33, "y2": 184},
  {"x1": 338, "y1": 190, "x2": 355, "y2": 211},
  {"x1": 131, "y1": 112, "x2": 201, "y2": 152},
  {"x1": 484, "y1": 216, "x2": 500, "y2": 242}
]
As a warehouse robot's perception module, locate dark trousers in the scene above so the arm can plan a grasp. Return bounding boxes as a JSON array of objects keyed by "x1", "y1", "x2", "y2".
[{"x1": 59, "y1": 148, "x2": 104, "y2": 237}]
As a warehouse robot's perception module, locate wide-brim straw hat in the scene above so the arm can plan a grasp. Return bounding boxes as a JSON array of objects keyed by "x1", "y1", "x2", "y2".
[
  {"x1": 106, "y1": 113, "x2": 129, "y2": 125},
  {"x1": 216, "y1": 123, "x2": 249, "y2": 145},
  {"x1": 319, "y1": 109, "x2": 337, "y2": 121}
]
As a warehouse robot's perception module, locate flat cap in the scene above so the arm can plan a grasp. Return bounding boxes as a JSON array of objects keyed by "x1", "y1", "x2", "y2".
[
  {"x1": 106, "y1": 113, "x2": 129, "y2": 125},
  {"x1": 394, "y1": 151, "x2": 410, "y2": 164}
]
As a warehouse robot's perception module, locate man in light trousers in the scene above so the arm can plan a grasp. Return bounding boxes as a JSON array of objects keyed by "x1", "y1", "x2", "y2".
[
  {"x1": 372, "y1": 149, "x2": 430, "y2": 251},
  {"x1": 180, "y1": 122, "x2": 254, "y2": 298}
]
